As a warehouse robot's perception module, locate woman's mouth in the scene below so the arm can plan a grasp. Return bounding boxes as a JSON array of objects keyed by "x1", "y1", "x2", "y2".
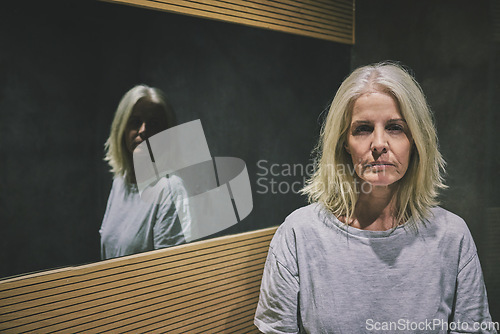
[
  {"x1": 363, "y1": 161, "x2": 395, "y2": 170},
  {"x1": 366, "y1": 161, "x2": 394, "y2": 166}
]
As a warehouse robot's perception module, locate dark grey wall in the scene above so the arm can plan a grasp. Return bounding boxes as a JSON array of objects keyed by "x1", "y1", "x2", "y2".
[
  {"x1": 0, "y1": 1, "x2": 350, "y2": 277},
  {"x1": 352, "y1": 0, "x2": 499, "y2": 321}
]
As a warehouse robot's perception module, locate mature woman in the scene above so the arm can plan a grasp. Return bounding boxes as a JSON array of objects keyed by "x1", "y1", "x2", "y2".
[
  {"x1": 254, "y1": 63, "x2": 495, "y2": 333},
  {"x1": 100, "y1": 85, "x2": 190, "y2": 260}
]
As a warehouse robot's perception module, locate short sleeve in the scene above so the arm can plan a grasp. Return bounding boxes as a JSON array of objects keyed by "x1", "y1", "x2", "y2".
[
  {"x1": 449, "y1": 220, "x2": 496, "y2": 334},
  {"x1": 255, "y1": 225, "x2": 301, "y2": 334},
  {"x1": 451, "y1": 253, "x2": 496, "y2": 334}
]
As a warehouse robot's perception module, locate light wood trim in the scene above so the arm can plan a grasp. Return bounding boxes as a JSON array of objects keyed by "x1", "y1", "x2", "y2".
[
  {"x1": 251, "y1": 0, "x2": 352, "y2": 26},
  {"x1": 0, "y1": 226, "x2": 278, "y2": 334},
  {"x1": 101, "y1": 0, "x2": 355, "y2": 44},
  {"x1": 0, "y1": 260, "x2": 265, "y2": 325},
  {"x1": 0, "y1": 238, "x2": 271, "y2": 303},
  {"x1": 274, "y1": 0, "x2": 353, "y2": 23}
]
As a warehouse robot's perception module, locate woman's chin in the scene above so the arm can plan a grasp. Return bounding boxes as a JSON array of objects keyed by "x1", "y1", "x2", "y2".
[{"x1": 359, "y1": 177, "x2": 401, "y2": 191}]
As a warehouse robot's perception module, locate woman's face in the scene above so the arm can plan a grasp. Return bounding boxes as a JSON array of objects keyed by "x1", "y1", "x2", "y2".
[
  {"x1": 345, "y1": 92, "x2": 412, "y2": 188},
  {"x1": 124, "y1": 98, "x2": 170, "y2": 154}
]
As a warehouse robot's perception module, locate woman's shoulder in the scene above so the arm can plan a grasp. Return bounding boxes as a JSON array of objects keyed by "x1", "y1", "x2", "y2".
[
  {"x1": 272, "y1": 203, "x2": 328, "y2": 244},
  {"x1": 426, "y1": 206, "x2": 477, "y2": 258},
  {"x1": 285, "y1": 202, "x2": 320, "y2": 218},
  {"x1": 281, "y1": 203, "x2": 325, "y2": 228},
  {"x1": 267, "y1": 204, "x2": 323, "y2": 267},
  {"x1": 110, "y1": 175, "x2": 139, "y2": 197},
  {"x1": 428, "y1": 206, "x2": 471, "y2": 236}
]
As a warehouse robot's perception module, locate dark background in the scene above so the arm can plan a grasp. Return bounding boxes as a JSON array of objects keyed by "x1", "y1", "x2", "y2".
[{"x1": 1, "y1": 0, "x2": 498, "y2": 322}]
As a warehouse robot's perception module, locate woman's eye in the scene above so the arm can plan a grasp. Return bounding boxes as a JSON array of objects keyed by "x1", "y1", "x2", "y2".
[
  {"x1": 353, "y1": 125, "x2": 372, "y2": 134},
  {"x1": 387, "y1": 124, "x2": 404, "y2": 132}
]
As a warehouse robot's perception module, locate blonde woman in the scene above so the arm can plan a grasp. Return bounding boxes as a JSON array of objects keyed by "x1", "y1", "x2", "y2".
[
  {"x1": 100, "y1": 85, "x2": 190, "y2": 260},
  {"x1": 254, "y1": 63, "x2": 495, "y2": 333}
]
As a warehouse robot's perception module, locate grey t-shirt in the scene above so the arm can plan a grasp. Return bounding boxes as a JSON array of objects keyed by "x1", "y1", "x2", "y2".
[
  {"x1": 255, "y1": 203, "x2": 495, "y2": 334},
  {"x1": 100, "y1": 175, "x2": 191, "y2": 260}
]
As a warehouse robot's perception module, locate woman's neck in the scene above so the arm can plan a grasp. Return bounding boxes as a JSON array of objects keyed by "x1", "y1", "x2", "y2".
[{"x1": 349, "y1": 182, "x2": 400, "y2": 231}]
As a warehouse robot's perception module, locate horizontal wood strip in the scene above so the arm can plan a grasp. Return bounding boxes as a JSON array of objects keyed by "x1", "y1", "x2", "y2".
[
  {"x1": 244, "y1": 323, "x2": 262, "y2": 334},
  {"x1": 2, "y1": 268, "x2": 263, "y2": 332},
  {"x1": 126, "y1": 298, "x2": 259, "y2": 333},
  {"x1": 195, "y1": 306, "x2": 259, "y2": 334},
  {"x1": 0, "y1": 227, "x2": 276, "y2": 333},
  {"x1": 101, "y1": 0, "x2": 354, "y2": 44},
  {"x1": 198, "y1": 316, "x2": 258, "y2": 334},
  {"x1": 275, "y1": 0, "x2": 354, "y2": 26},
  {"x1": 185, "y1": 0, "x2": 354, "y2": 32},
  {"x1": 142, "y1": 285, "x2": 260, "y2": 334},
  {"x1": 0, "y1": 238, "x2": 270, "y2": 307},
  {"x1": 0, "y1": 256, "x2": 265, "y2": 321},
  {"x1": 115, "y1": 294, "x2": 260, "y2": 333},
  {"x1": 174, "y1": 0, "x2": 352, "y2": 29},
  {"x1": 241, "y1": 0, "x2": 353, "y2": 26},
  {"x1": 234, "y1": 321, "x2": 262, "y2": 334},
  {"x1": 0, "y1": 250, "x2": 267, "y2": 322},
  {"x1": 134, "y1": 0, "x2": 350, "y2": 37},
  {"x1": 276, "y1": 0, "x2": 354, "y2": 21},
  {"x1": 225, "y1": 321, "x2": 261, "y2": 334},
  {"x1": 0, "y1": 226, "x2": 276, "y2": 293},
  {"x1": 116, "y1": 301, "x2": 259, "y2": 334},
  {"x1": 2, "y1": 291, "x2": 260, "y2": 334},
  {"x1": 300, "y1": 0, "x2": 353, "y2": 11},
  {"x1": 1, "y1": 267, "x2": 264, "y2": 331},
  {"x1": 182, "y1": 306, "x2": 259, "y2": 334},
  {"x1": 8, "y1": 272, "x2": 262, "y2": 333},
  {"x1": 40, "y1": 284, "x2": 261, "y2": 333},
  {"x1": 174, "y1": 308, "x2": 259, "y2": 334},
  {"x1": 0, "y1": 240, "x2": 274, "y2": 328},
  {"x1": 72, "y1": 293, "x2": 259, "y2": 333}
]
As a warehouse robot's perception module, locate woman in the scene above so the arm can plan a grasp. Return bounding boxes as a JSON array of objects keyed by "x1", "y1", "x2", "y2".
[
  {"x1": 254, "y1": 63, "x2": 495, "y2": 333},
  {"x1": 100, "y1": 84, "x2": 190, "y2": 260}
]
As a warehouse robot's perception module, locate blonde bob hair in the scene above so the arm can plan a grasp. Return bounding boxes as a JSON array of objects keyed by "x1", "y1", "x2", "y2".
[
  {"x1": 302, "y1": 62, "x2": 446, "y2": 227},
  {"x1": 104, "y1": 84, "x2": 176, "y2": 184}
]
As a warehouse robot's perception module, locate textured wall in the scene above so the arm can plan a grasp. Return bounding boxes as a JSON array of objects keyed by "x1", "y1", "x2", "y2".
[
  {"x1": 0, "y1": 1, "x2": 350, "y2": 277},
  {"x1": 352, "y1": 0, "x2": 500, "y2": 321}
]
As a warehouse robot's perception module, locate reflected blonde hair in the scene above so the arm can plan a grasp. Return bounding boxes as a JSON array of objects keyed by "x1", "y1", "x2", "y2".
[
  {"x1": 104, "y1": 84, "x2": 176, "y2": 184},
  {"x1": 302, "y1": 62, "x2": 446, "y2": 227}
]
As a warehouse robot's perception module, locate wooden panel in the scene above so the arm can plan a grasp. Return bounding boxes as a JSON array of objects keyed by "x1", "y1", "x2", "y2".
[
  {"x1": 101, "y1": 0, "x2": 355, "y2": 44},
  {"x1": 0, "y1": 226, "x2": 278, "y2": 333}
]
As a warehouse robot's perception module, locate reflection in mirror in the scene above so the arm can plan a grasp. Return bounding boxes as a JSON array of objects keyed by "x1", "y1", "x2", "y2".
[
  {"x1": 0, "y1": 0, "x2": 350, "y2": 278},
  {"x1": 100, "y1": 84, "x2": 190, "y2": 260}
]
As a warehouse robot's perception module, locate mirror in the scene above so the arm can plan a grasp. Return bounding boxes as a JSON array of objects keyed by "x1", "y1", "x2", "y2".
[{"x1": 0, "y1": 0, "x2": 350, "y2": 278}]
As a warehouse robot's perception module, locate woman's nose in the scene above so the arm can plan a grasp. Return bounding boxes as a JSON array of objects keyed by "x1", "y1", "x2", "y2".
[{"x1": 371, "y1": 128, "x2": 388, "y2": 153}]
